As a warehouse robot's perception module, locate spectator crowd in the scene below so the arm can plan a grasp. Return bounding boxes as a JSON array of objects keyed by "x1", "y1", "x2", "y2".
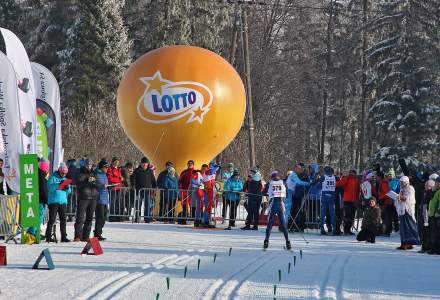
[{"x1": 13, "y1": 155, "x2": 440, "y2": 255}]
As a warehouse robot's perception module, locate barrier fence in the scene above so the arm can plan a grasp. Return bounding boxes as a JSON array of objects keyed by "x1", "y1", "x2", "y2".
[
  {"x1": 0, "y1": 195, "x2": 20, "y2": 243},
  {"x1": 66, "y1": 185, "x2": 328, "y2": 229}
]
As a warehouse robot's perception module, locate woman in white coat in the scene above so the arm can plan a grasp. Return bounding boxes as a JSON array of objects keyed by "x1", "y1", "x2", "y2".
[{"x1": 395, "y1": 176, "x2": 420, "y2": 250}]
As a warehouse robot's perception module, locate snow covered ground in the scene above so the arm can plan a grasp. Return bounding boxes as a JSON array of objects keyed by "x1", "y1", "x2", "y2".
[{"x1": 1, "y1": 222, "x2": 440, "y2": 300}]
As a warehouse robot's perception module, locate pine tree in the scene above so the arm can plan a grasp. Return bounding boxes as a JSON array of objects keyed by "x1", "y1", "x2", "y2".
[
  {"x1": 124, "y1": 0, "x2": 230, "y2": 60},
  {"x1": 59, "y1": 0, "x2": 130, "y2": 106},
  {"x1": 368, "y1": 0, "x2": 440, "y2": 169}
]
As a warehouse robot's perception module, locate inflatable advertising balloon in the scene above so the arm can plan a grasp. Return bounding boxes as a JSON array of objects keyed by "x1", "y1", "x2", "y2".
[{"x1": 117, "y1": 45, "x2": 246, "y2": 171}]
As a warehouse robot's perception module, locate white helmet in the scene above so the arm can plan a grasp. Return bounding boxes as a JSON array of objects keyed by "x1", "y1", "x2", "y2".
[{"x1": 429, "y1": 173, "x2": 439, "y2": 181}]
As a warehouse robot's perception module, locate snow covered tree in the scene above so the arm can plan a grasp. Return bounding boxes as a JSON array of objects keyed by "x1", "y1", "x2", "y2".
[
  {"x1": 26, "y1": 1, "x2": 78, "y2": 77},
  {"x1": 60, "y1": 0, "x2": 130, "y2": 106},
  {"x1": 124, "y1": 0, "x2": 230, "y2": 60},
  {"x1": 368, "y1": 0, "x2": 440, "y2": 170}
]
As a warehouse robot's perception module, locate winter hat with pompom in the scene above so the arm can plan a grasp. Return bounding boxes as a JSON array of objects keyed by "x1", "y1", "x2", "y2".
[{"x1": 39, "y1": 160, "x2": 50, "y2": 173}]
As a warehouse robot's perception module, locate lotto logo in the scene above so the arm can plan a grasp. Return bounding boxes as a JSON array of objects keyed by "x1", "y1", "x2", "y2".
[{"x1": 137, "y1": 71, "x2": 212, "y2": 124}]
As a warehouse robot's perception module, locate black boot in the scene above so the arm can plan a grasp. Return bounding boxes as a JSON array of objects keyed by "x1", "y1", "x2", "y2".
[
  {"x1": 263, "y1": 239, "x2": 269, "y2": 249},
  {"x1": 286, "y1": 240, "x2": 292, "y2": 250}
]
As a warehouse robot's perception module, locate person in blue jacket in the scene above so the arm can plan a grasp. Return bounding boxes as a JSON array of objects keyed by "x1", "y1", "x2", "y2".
[
  {"x1": 286, "y1": 164, "x2": 310, "y2": 231},
  {"x1": 45, "y1": 162, "x2": 72, "y2": 243},
  {"x1": 94, "y1": 160, "x2": 110, "y2": 241},
  {"x1": 163, "y1": 166, "x2": 179, "y2": 223},
  {"x1": 224, "y1": 169, "x2": 243, "y2": 230},
  {"x1": 319, "y1": 166, "x2": 337, "y2": 235}
]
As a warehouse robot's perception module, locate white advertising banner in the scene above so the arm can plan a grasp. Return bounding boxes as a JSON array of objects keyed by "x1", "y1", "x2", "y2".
[
  {"x1": 1, "y1": 27, "x2": 37, "y2": 155},
  {"x1": 0, "y1": 52, "x2": 24, "y2": 192}
]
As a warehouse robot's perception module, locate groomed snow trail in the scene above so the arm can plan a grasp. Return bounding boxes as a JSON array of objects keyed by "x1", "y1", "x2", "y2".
[{"x1": 1, "y1": 223, "x2": 440, "y2": 300}]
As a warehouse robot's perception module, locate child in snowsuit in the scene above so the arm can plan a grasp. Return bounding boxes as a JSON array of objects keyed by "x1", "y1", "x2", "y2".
[
  {"x1": 357, "y1": 198, "x2": 381, "y2": 243},
  {"x1": 263, "y1": 171, "x2": 291, "y2": 250},
  {"x1": 319, "y1": 166, "x2": 337, "y2": 235}
]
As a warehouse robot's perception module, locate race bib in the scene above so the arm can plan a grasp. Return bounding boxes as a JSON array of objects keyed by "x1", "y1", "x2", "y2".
[
  {"x1": 272, "y1": 181, "x2": 286, "y2": 198},
  {"x1": 322, "y1": 176, "x2": 336, "y2": 192}
]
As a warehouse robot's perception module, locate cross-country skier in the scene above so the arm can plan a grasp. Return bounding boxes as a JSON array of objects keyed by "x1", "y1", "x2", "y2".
[
  {"x1": 263, "y1": 171, "x2": 291, "y2": 250},
  {"x1": 319, "y1": 166, "x2": 338, "y2": 235}
]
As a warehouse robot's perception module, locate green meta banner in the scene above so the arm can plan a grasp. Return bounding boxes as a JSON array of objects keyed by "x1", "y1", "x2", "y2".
[{"x1": 20, "y1": 154, "x2": 40, "y2": 229}]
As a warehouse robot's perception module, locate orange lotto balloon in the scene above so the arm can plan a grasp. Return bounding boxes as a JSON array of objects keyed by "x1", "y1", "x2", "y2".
[{"x1": 117, "y1": 45, "x2": 246, "y2": 172}]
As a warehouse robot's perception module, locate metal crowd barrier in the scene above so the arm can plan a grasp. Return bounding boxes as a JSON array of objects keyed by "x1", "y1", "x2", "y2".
[{"x1": 0, "y1": 195, "x2": 20, "y2": 243}]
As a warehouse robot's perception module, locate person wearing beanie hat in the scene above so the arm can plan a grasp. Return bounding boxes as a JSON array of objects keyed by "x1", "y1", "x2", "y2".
[
  {"x1": 200, "y1": 163, "x2": 220, "y2": 227},
  {"x1": 93, "y1": 160, "x2": 110, "y2": 240},
  {"x1": 224, "y1": 169, "x2": 243, "y2": 230},
  {"x1": 395, "y1": 176, "x2": 419, "y2": 250},
  {"x1": 318, "y1": 166, "x2": 338, "y2": 235},
  {"x1": 221, "y1": 163, "x2": 235, "y2": 223},
  {"x1": 74, "y1": 158, "x2": 98, "y2": 242},
  {"x1": 157, "y1": 161, "x2": 174, "y2": 222},
  {"x1": 133, "y1": 156, "x2": 157, "y2": 223},
  {"x1": 162, "y1": 166, "x2": 179, "y2": 223},
  {"x1": 45, "y1": 162, "x2": 72, "y2": 243},
  {"x1": 242, "y1": 167, "x2": 263, "y2": 230},
  {"x1": 262, "y1": 170, "x2": 291, "y2": 250}
]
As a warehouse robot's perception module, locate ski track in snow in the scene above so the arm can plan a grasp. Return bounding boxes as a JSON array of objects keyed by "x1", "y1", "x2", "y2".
[
  {"x1": 77, "y1": 254, "x2": 181, "y2": 300},
  {"x1": 3, "y1": 223, "x2": 440, "y2": 300},
  {"x1": 202, "y1": 251, "x2": 276, "y2": 300}
]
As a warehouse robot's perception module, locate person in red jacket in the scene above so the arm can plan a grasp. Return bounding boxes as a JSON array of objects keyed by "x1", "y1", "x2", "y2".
[
  {"x1": 378, "y1": 172, "x2": 394, "y2": 236},
  {"x1": 336, "y1": 169, "x2": 360, "y2": 235},
  {"x1": 107, "y1": 157, "x2": 124, "y2": 222},
  {"x1": 178, "y1": 160, "x2": 195, "y2": 224}
]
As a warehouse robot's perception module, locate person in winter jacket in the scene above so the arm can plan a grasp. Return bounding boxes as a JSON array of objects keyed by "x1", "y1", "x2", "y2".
[
  {"x1": 427, "y1": 177, "x2": 440, "y2": 254},
  {"x1": 94, "y1": 160, "x2": 110, "y2": 241},
  {"x1": 318, "y1": 166, "x2": 338, "y2": 235},
  {"x1": 224, "y1": 169, "x2": 243, "y2": 230},
  {"x1": 336, "y1": 169, "x2": 360, "y2": 235},
  {"x1": 134, "y1": 157, "x2": 157, "y2": 222},
  {"x1": 378, "y1": 172, "x2": 394, "y2": 236},
  {"x1": 66, "y1": 159, "x2": 79, "y2": 185},
  {"x1": 221, "y1": 163, "x2": 235, "y2": 222},
  {"x1": 419, "y1": 179, "x2": 435, "y2": 253},
  {"x1": 286, "y1": 164, "x2": 310, "y2": 231},
  {"x1": 121, "y1": 162, "x2": 135, "y2": 221},
  {"x1": 242, "y1": 167, "x2": 263, "y2": 230},
  {"x1": 107, "y1": 157, "x2": 124, "y2": 222},
  {"x1": 178, "y1": 160, "x2": 195, "y2": 224},
  {"x1": 191, "y1": 168, "x2": 205, "y2": 227},
  {"x1": 357, "y1": 198, "x2": 381, "y2": 243},
  {"x1": 163, "y1": 167, "x2": 179, "y2": 223},
  {"x1": 45, "y1": 162, "x2": 72, "y2": 243},
  {"x1": 74, "y1": 159, "x2": 98, "y2": 241},
  {"x1": 263, "y1": 171, "x2": 291, "y2": 250},
  {"x1": 201, "y1": 162, "x2": 220, "y2": 227},
  {"x1": 387, "y1": 169, "x2": 400, "y2": 232},
  {"x1": 158, "y1": 161, "x2": 174, "y2": 221},
  {"x1": 396, "y1": 176, "x2": 419, "y2": 250}
]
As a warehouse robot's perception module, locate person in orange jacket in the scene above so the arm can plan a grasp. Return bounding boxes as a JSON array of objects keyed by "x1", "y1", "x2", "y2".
[
  {"x1": 378, "y1": 172, "x2": 394, "y2": 236},
  {"x1": 336, "y1": 169, "x2": 360, "y2": 235}
]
